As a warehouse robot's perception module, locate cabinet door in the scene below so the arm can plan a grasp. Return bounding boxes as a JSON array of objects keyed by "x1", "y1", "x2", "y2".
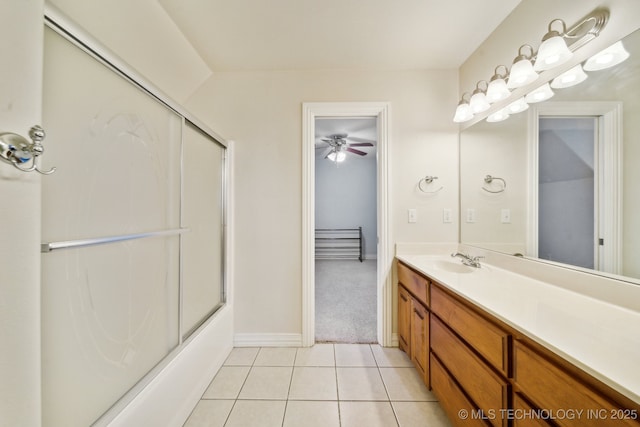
[
  {"x1": 398, "y1": 286, "x2": 412, "y2": 354},
  {"x1": 410, "y1": 299, "x2": 429, "y2": 384}
]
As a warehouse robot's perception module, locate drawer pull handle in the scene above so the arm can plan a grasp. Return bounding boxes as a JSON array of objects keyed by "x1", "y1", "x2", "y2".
[
  {"x1": 414, "y1": 308, "x2": 425, "y2": 320},
  {"x1": 400, "y1": 293, "x2": 408, "y2": 302}
]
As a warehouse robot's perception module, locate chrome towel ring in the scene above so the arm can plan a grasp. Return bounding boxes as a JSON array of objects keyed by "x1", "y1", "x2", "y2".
[
  {"x1": 418, "y1": 175, "x2": 443, "y2": 194},
  {"x1": 482, "y1": 175, "x2": 506, "y2": 193}
]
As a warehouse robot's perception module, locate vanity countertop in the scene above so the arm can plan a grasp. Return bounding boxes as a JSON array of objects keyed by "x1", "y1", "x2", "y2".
[{"x1": 396, "y1": 253, "x2": 640, "y2": 404}]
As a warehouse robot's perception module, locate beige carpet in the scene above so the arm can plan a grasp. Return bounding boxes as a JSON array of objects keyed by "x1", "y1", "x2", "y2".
[{"x1": 315, "y1": 259, "x2": 377, "y2": 343}]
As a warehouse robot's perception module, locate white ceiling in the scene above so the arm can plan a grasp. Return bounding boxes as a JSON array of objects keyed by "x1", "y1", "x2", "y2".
[{"x1": 158, "y1": 0, "x2": 522, "y2": 72}]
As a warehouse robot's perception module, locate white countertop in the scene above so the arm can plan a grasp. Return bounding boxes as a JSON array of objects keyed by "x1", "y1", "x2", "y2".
[{"x1": 396, "y1": 253, "x2": 640, "y2": 404}]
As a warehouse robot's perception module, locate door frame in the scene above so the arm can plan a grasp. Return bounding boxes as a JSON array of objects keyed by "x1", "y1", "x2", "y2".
[
  {"x1": 302, "y1": 102, "x2": 391, "y2": 347},
  {"x1": 527, "y1": 101, "x2": 622, "y2": 275}
]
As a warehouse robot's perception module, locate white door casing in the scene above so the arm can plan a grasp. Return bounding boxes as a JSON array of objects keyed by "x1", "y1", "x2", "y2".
[
  {"x1": 302, "y1": 102, "x2": 391, "y2": 347},
  {"x1": 527, "y1": 102, "x2": 622, "y2": 275}
]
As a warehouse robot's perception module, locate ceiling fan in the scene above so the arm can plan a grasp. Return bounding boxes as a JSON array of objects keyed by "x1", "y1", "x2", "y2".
[{"x1": 318, "y1": 133, "x2": 374, "y2": 162}]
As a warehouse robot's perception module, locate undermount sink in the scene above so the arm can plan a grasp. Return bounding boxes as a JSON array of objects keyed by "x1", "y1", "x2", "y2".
[{"x1": 432, "y1": 259, "x2": 475, "y2": 274}]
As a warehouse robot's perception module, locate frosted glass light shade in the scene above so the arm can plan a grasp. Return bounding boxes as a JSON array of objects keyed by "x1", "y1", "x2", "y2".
[
  {"x1": 584, "y1": 41, "x2": 630, "y2": 71},
  {"x1": 507, "y1": 59, "x2": 538, "y2": 89},
  {"x1": 525, "y1": 83, "x2": 554, "y2": 103},
  {"x1": 533, "y1": 35, "x2": 573, "y2": 71},
  {"x1": 507, "y1": 97, "x2": 529, "y2": 114},
  {"x1": 486, "y1": 78, "x2": 511, "y2": 103},
  {"x1": 551, "y1": 64, "x2": 588, "y2": 89},
  {"x1": 327, "y1": 151, "x2": 346, "y2": 162},
  {"x1": 453, "y1": 102, "x2": 473, "y2": 123},
  {"x1": 486, "y1": 108, "x2": 510, "y2": 123},
  {"x1": 470, "y1": 91, "x2": 490, "y2": 114}
]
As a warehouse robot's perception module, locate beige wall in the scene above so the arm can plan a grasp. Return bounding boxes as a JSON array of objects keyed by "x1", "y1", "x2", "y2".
[
  {"x1": 185, "y1": 69, "x2": 459, "y2": 337},
  {"x1": 49, "y1": 0, "x2": 211, "y2": 103},
  {"x1": 0, "y1": 1, "x2": 43, "y2": 425}
]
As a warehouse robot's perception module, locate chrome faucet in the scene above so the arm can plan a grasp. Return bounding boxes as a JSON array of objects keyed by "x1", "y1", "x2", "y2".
[{"x1": 451, "y1": 252, "x2": 484, "y2": 268}]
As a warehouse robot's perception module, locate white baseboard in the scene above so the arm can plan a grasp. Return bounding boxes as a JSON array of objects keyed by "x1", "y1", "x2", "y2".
[
  {"x1": 234, "y1": 333, "x2": 303, "y2": 347},
  {"x1": 390, "y1": 333, "x2": 399, "y2": 348}
]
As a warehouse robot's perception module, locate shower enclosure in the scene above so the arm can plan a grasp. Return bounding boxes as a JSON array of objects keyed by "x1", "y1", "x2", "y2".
[{"x1": 41, "y1": 15, "x2": 227, "y2": 427}]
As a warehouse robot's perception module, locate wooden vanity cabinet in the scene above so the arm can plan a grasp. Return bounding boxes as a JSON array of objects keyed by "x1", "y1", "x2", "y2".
[
  {"x1": 398, "y1": 285, "x2": 412, "y2": 354},
  {"x1": 395, "y1": 258, "x2": 640, "y2": 427},
  {"x1": 430, "y1": 283, "x2": 511, "y2": 427},
  {"x1": 513, "y1": 339, "x2": 640, "y2": 427},
  {"x1": 397, "y1": 261, "x2": 430, "y2": 385}
]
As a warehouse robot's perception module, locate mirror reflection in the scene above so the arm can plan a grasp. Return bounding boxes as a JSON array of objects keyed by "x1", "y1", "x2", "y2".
[{"x1": 460, "y1": 27, "x2": 640, "y2": 283}]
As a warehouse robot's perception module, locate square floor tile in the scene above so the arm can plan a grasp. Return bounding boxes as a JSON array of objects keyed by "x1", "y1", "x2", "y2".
[
  {"x1": 254, "y1": 347, "x2": 297, "y2": 366},
  {"x1": 283, "y1": 401, "x2": 340, "y2": 427},
  {"x1": 340, "y1": 401, "x2": 398, "y2": 427},
  {"x1": 238, "y1": 366, "x2": 293, "y2": 400},
  {"x1": 224, "y1": 400, "x2": 286, "y2": 427},
  {"x1": 335, "y1": 344, "x2": 376, "y2": 367},
  {"x1": 202, "y1": 366, "x2": 250, "y2": 399},
  {"x1": 295, "y1": 344, "x2": 335, "y2": 366},
  {"x1": 336, "y1": 367, "x2": 388, "y2": 400},
  {"x1": 288, "y1": 367, "x2": 337, "y2": 400},
  {"x1": 379, "y1": 367, "x2": 436, "y2": 401},
  {"x1": 392, "y1": 401, "x2": 452, "y2": 427},
  {"x1": 224, "y1": 347, "x2": 260, "y2": 366},
  {"x1": 371, "y1": 345, "x2": 414, "y2": 367},
  {"x1": 183, "y1": 399, "x2": 234, "y2": 427}
]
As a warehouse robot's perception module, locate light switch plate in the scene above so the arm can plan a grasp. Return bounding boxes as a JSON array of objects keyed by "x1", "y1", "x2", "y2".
[
  {"x1": 501, "y1": 208, "x2": 511, "y2": 223},
  {"x1": 466, "y1": 208, "x2": 476, "y2": 223},
  {"x1": 443, "y1": 208, "x2": 452, "y2": 223},
  {"x1": 408, "y1": 208, "x2": 417, "y2": 223}
]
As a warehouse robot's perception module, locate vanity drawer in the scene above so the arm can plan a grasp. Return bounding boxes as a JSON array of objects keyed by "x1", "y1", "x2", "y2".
[
  {"x1": 397, "y1": 261, "x2": 429, "y2": 307},
  {"x1": 431, "y1": 315, "x2": 509, "y2": 427},
  {"x1": 513, "y1": 393, "x2": 553, "y2": 427},
  {"x1": 513, "y1": 341, "x2": 640, "y2": 427},
  {"x1": 431, "y1": 353, "x2": 491, "y2": 427},
  {"x1": 431, "y1": 283, "x2": 510, "y2": 375}
]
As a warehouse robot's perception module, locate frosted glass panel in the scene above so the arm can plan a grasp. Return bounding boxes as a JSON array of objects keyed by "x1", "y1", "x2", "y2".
[
  {"x1": 41, "y1": 237, "x2": 180, "y2": 426},
  {"x1": 42, "y1": 27, "x2": 181, "y2": 243},
  {"x1": 42, "y1": 27, "x2": 181, "y2": 426},
  {"x1": 182, "y1": 122, "x2": 225, "y2": 336}
]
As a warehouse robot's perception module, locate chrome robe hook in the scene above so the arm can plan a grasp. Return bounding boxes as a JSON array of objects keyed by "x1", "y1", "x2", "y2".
[{"x1": 0, "y1": 125, "x2": 56, "y2": 175}]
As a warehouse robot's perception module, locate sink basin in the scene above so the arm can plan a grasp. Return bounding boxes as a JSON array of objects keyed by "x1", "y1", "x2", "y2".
[{"x1": 432, "y1": 259, "x2": 475, "y2": 274}]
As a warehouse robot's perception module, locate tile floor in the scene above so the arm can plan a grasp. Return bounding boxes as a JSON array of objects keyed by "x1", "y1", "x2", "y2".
[{"x1": 183, "y1": 344, "x2": 452, "y2": 427}]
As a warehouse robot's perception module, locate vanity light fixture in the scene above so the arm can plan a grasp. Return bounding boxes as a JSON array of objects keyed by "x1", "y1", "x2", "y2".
[
  {"x1": 469, "y1": 81, "x2": 491, "y2": 114},
  {"x1": 506, "y1": 45, "x2": 539, "y2": 89},
  {"x1": 525, "y1": 82, "x2": 554, "y2": 103},
  {"x1": 453, "y1": 8, "x2": 609, "y2": 124},
  {"x1": 453, "y1": 93, "x2": 474, "y2": 123},
  {"x1": 550, "y1": 64, "x2": 588, "y2": 88},
  {"x1": 583, "y1": 40, "x2": 630, "y2": 71},
  {"x1": 486, "y1": 108, "x2": 510, "y2": 123},
  {"x1": 506, "y1": 97, "x2": 529, "y2": 114},
  {"x1": 486, "y1": 66, "x2": 511, "y2": 103},
  {"x1": 533, "y1": 19, "x2": 574, "y2": 71}
]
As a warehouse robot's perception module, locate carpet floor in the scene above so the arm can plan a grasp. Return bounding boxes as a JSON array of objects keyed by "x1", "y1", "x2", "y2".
[{"x1": 315, "y1": 259, "x2": 377, "y2": 343}]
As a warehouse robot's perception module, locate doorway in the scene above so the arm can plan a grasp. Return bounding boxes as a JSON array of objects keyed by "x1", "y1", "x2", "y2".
[
  {"x1": 314, "y1": 118, "x2": 377, "y2": 343},
  {"x1": 538, "y1": 117, "x2": 597, "y2": 269},
  {"x1": 528, "y1": 102, "x2": 622, "y2": 275},
  {"x1": 301, "y1": 102, "x2": 391, "y2": 348}
]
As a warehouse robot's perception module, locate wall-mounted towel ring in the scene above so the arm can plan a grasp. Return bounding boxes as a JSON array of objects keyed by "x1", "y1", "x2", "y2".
[
  {"x1": 482, "y1": 175, "x2": 506, "y2": 193},
  {"x1": 418, "y1": 175, "x2": 443, "y2": 194}
]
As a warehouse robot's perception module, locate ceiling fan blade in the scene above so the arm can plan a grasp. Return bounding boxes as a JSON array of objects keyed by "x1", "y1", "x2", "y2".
[
  {"x1": 346, "y1": 147, "x2": 367, "y2": 156},
  {"x1": 346, "y1": 136, "x2": 376, "y2": 144},
  {"x1": 348, "y1": 142, "x2": 374, "y2": 147}
]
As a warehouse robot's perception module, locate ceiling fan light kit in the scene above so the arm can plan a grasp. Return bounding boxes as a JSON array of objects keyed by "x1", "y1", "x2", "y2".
[{"x1": 318, "y1": 133, "x2": 375, "y2": 163}]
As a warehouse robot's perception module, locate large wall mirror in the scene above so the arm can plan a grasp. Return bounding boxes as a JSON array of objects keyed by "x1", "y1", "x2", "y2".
[{"x1": 460, "y1": 25, "x2": 640, "y2": 284}]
